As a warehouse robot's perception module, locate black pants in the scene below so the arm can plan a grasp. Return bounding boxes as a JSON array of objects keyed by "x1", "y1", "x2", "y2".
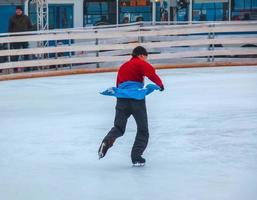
[
  {"x1": 104, "y1": 98, "x2": 149, "y2": 160},
  {"x1": 11, "y1": 42, "x2": 29, "y2": 62},
  {"x1": 0, "y1": 43, "x2": 7, "y2": 63}
]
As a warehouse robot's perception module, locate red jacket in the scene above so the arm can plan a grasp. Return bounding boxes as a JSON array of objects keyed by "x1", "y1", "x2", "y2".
[{"x1": 116, "y1": 57, "x2": 163, "y2": 88}]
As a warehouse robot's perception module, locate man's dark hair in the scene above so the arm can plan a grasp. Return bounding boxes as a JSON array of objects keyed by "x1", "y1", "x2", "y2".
[
  {"x1": 16, "y1": 6, "x2": 23, "y2": 11},
  {"x1": 132, "y1": 46, "x2": 148, "y2": 57}
]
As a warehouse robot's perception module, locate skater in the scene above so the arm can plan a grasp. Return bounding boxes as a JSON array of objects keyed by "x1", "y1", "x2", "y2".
[{"x1": 98, "y1": 46, "x2": 164, "y2": 166}]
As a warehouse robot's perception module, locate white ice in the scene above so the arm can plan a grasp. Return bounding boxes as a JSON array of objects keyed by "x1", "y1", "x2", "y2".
[{"x1": 0, "y1": 66, "x2": 257, "y2": 200}]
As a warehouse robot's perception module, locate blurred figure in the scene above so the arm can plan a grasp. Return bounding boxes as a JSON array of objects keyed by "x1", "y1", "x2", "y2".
[
  {"x1": 160, "y1": 8, "x2": 168, "y2": 21},
  {"x1": 136, "y1": 16, "x2": 144, "y2": 22},
  {"x1": 199, "y1": 12, "x2": 206, "y2": 21},
  {"x1": 8, "y1": 6, "x2": 32, "y2": 63},
  {"x1": 243, "y1": 13, "x2": 250, "y2": 20},
  {"x1": 232, "y1": 15, "x2": 240, "y2": 21},
  {"x1": 122, "y1": 16, "x2": 129, "y2": 24},
  {"x1": 95, "y1": 16, "x2": 109, "y2": 26}
]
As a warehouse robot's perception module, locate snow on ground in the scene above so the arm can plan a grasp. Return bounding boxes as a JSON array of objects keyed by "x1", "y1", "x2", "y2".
[{"x1": 0, "y1": 66, "x2": 257, "y2": 200}]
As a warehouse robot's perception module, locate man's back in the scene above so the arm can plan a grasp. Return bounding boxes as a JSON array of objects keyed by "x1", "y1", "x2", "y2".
[{"x1": 116, "y1": 57, "x2": 163, "y2": 88}]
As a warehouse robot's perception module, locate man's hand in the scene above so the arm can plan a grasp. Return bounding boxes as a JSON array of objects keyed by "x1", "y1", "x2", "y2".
[{"x1": 160, "y1": 85, "x2": 164, "y2": 91}]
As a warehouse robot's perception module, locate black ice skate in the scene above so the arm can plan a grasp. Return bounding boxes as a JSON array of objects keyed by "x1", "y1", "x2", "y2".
[
  {"x1": 98, "y1": 138, "x2": 115, "y2": 159},
  {"x1": 132, "y1": 156, "x2": 146, "y2": 167}
]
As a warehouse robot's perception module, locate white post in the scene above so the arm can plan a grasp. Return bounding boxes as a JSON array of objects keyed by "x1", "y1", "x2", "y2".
[
  {"x1": 24, "y1": 0, "x2": 29, "y2": 15},
  {"x1": 74, "y1": 0, "x2": 84, "y2": 28}
]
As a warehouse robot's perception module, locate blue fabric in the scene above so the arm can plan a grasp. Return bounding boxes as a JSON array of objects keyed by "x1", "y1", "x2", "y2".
[{"x1": 100, "y1": 81, "x2": 160, "y2": 100}]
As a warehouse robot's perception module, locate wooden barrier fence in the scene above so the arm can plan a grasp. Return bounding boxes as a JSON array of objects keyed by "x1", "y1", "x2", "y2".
[{"x1": 0, "y1": 21, "x2": 256, "y2": 76}]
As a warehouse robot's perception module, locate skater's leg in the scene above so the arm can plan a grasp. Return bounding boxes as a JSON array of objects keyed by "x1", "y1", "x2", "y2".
[
  {"x1": 98, "y1": 99, "x2": 131, "y2": 158},
  {"x1": 104, "y1": 99, "x2": 131, "y2": 141},
  {"x1": 130, "y1": 99, "x2": 149, "y2": 162}
]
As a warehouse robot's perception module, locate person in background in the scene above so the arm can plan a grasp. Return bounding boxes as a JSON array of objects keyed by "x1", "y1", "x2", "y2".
[
  {"x1": 160, "y1": 8, "x2": 168, "y2": 21},
  {"x1": 8, "y1": 6, "x2": 32, "y2": 63},
  {"x1": 199, "y1": 12, "x2": 206, "y2": 21},
  {"x1": 122, "y1": 16, "x2": 129, "y2": 24},
  {"x1": 243, "y1": 13, "x2": 250, "y2": 20},
  {"x1": 95, "y1": 16, "x2": 109, "y2": 26},
  {"x1": 232, "y1": 15, "x2": 240, "y2": 21},
  {"x1": 98, "y1": 46, "x2": 164, "y2": 166},
  {"x1": 136, "y1": 16, "x2": 144, "y2": 22}
]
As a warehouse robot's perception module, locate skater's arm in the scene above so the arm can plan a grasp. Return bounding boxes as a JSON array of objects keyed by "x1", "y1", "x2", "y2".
[{"x1": 141, "y1": 61, "x2": 164, "y2": 89}]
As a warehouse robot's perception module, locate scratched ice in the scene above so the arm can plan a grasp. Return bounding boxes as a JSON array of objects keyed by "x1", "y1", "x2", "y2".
[{"x1": 0, "y1": 66, "x2": 256, "y2": 200}]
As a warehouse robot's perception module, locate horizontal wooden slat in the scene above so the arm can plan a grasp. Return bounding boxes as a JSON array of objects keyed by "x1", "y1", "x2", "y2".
[
  {"x1": 0, "y1": 37, "x2": 256, "y2": 57},
  {"x1": 1, "y1": 20, "x2": 256, "y2": 37},
  {"x1": 1, "y1": 24, "x2": 257, "y2": 44},
  {"x1": 1, "y1": 60, "x2": 257, "y2": 82},
  {"x1": 0, "y1": 23, "x2": 141, "y2": 37},
  {"x1": 1, "y1": 48, "x2": 256, "y2": 70},
  {"x1": 141, "y1": 21, "x2": 257, "y2": 30}
]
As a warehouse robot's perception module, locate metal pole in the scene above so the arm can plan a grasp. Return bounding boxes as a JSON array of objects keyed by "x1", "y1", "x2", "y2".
[
  {"x1": 228, "y1": 0, "x2": 231, "y2": 21},
  {"x1": 116, "y1": 0, "x2": 119, "y2": 25},
  {"x1": 152, "y1": 0, "x2": 156, "y2": 25},
  {"x1": 7, "y1": 43, "x2": 11, "y2": 63},
  {"x1": 30, "y1": 0, "x2": 49, "y2": 32},
  {"x1": 189, "y1": 0, "x2": 193, "y2": 23},
  {"x1": 69, "y1": 32, "x2": 72, "y2": 69}
]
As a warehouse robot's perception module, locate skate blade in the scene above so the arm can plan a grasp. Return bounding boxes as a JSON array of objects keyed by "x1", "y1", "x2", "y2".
[
  {"x1": 98, "y1": 142, "x2": 106, "y2": 159},
  {"x1": 132, "y1": 163, "x2": 145, "y2": 167},
  {"x1": 98, "y1": 153, "x2": 103, "y2": 160}
]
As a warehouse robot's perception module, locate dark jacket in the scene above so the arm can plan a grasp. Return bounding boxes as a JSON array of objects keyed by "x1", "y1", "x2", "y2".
[{"x1": 8, "y1": 14, "x2": 32, "y2": 33}]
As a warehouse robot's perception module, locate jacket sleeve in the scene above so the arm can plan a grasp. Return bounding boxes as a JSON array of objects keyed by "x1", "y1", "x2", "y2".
[
  {"x1": 26, "y1": 16, "x2": 33, "y2": 31},
  {"x1": 141, "y1": 60, "x2": 163, "y2": 88},
  {"x1": 8, "y1": 17, "x2": 13, "y2": 32}
]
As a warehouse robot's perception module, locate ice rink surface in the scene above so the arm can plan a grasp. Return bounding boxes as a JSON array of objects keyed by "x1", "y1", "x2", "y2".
[{"x1": 0, "y1": 66, "x2": 257, "y2": 200}]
